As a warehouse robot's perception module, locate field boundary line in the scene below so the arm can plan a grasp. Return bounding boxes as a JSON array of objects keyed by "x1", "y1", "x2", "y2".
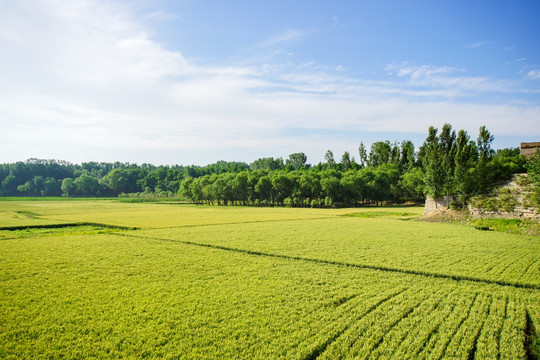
[
  {"x1": 115, "y1": 233, "x2": 540, "y2": 291},
  {"x1": 0, "y1": 222, "x2": 138, "y2": 231}
]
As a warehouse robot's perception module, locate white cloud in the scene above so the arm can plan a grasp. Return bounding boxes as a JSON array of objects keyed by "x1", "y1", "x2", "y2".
[
  {"x1": 259, "y1": 29, "x2": 310, "y2": 49},
  {"x1": 528, "y1": 70, "x2": 540, "y2": 79},
  {"x1": 0, "y1": 1, "x2": 538, "y2": 165},
  {"x1": 466, "y1": 41, "x2": 492, "y2": 48},
  {"x1": 383, "y1": 63, "x2": 523, "y2": 93},
  {"x1": 385, "y1": 63, "x2": 459, "y2": 79},
  {"x1": 143, "y1": 10, "x2": 176, "y2": 21}
]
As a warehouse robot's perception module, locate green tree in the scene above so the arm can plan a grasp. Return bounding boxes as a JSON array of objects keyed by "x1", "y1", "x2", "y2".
[
  {"x1": 439, "y1": 123, "x2": 457, "y2": 198},
  {"x1": 286, "y1": 153, "x2": 308, "y2": 170},
  {"x1": 255, "y1": 176, "x2": 273, "y2": 205},
  {"x1": 341, "y1": 152, "x2": 352, "y2": 171},
  {"x1": 250, "y1": 157, "x2": 284, "y2": 171},
  {"x1": 179, "y1": 176, "x2": 194, "y2": 201},
  {"x1": 325, "y1": 150, "x2": 336, "y2": 169},
  {"x1": 61, "y1": 178, "x2": 76, "y2": 196},
  {"x1": 369, "y1": 141, "x2": 392, "y2": 167},
  {"x1": 1, "y1": 174, "x2": 19, "y2": 195},
  {"x1": 233, "y1": 171, "x2": 250, "y2": 205},
  {"x1": 421, "y1": 126, "x2": 445, "y2": 200},
  {"x1": 272, "y1": 172, "x2": 295, "y2": 206},
  {"x1": 399, "y1": 167, "x2": 425, "y2": 202},
  {"x1": 340, "y1": 170, "x2": 362, "y2": 206},
  {"x1": 74, "y1": 174, "x2": 99, "y2": 197},
  {"x1": 476, "y1": 125, "x2": 495, "y2": 194},
  {"x1": 43, "y1": 177, "x2": 61, "y2": 196},
  {"x1": 103, "y1": 168, "x2": 142, "y2": 195},
  {"x1": 453, "y1": 130, "x2": 477, "y2": 202},
  {"x1": 320, "y1": 170, "x2": 341, "y2": 203},
  {"x1": 298, "y1": 170, "x2": 321, "y2": 202},
  {"x1": 399, "y1": 140, "x2": 416, "y2": 173},
  {"x1": 358, "y1": 142, "x2": 368, "y2": 168}
]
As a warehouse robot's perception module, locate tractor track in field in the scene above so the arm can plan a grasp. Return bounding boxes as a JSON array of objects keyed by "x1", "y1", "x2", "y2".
[{"x1": 114, "y1": 232, "x2": 540, "y2": 291}]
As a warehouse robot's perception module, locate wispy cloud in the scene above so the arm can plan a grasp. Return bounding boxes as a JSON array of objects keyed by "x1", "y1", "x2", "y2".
[
  {"x1": 143, "y1": 10, "x2": 176, "y2": 21},
  {"x1": 527, "y1": 70, "x2": 540, "y2": 79},
  {"x1": 259, "y1": 29, "x2": 310, "y2": 48},
  {"x1": 383, "y1": 62, "x2": 523, "y2": 94},
  {"x1": 466, "y1": 41, "x2": 492, "y2": 48},
  {"x1": 386, "y1": 63, "x2": 459, "y2": 79}
]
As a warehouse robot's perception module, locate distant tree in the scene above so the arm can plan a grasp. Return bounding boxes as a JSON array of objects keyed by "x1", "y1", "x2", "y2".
[
  {"x1": 340, "y1": 151, "x2": 352, "y2": 171},
  {"x1": 179, "y1": 176, "x2": 194, "y2": 201},
  {"x1": 286, "y1": 153, "x2": 308, "y2": 170},
  {"x1": 421, "y1": 126, "x2": 445, "y2": 200},
  {"x1": 369, "y1": 141, "x2": 392, "y2": 167},
  {"x1": 320, "y1": 170, "x2": 340, "y2": 204},
  {"x1": 1, "y1": 174, "x2": 19, "y2": 196},
  {"x1": 17, "y1": 176, "x2": 45, "y2": 196},
  {"x1": 255, "y1": 176, "x2": 273, "y2": 205},
  {"x1": 390, "y1": 142, "x2": 401, "y2": 166},
  {"x1": 490, "y1": 147, "x2": 526, "y2": 183},
  {"x1": 371, "y1": 167, "x2": 391, "y2": 206},
  {"x1": 476, "y1": 125, "x2": 495, "y2": 194},
  {"x1": 61, "y1": 178, "x2": 76, "y2": 197},
  {"x1": 324, "y1": 150, "x2": 336, "y2": 169},
  {"x1": 439, "y1": 123, "x2": 457, "y2": 198},
  {"x1": 340, "y1": 170, "x2": 363, "y2": 206},
  {"x1": 74, "y1": 174, "x2": 99, "y2": 197},
  {"x1": 233, "y1": 171, "x2": 250, "y2": 205},
  {"x1": 298, "y1": 170, "x2": 321, "y2": 201},
  {"x1": 399, "y1": 167, "x2": 425, "y2": 202},
  {"x1": 453, "y1": 130, "x2": 477, "y2": 202},
  {"x1": 250, "y1": 157, "x2": 284, "y2": 171},
  {"x1": 399, "y1": 140, "x2": 416, "y2": 173},
  {"x1": 43, "y1": 177, "x2": 62, "y2": 196},
  {"x1": 103, "y1": 168, "x2": 142, "y2": 195},
  {"x1": 358, "y1": 142, "x2": 368, "y2": 168},
  {"x1": 272, "y1": 172, "x2": 295, "y2": 205}
]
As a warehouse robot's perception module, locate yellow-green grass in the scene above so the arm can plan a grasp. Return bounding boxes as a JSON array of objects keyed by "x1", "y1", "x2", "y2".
[
  {"x1": 0, "y1": 199, "x2": 538, "y2": 359},
  {"x1": 0, "y1": 199, "x2": 422, "y2": 229},
  {"x1": 1, "y1": 232, "x2": 538, "y2": 359},
  {"x1": 135, "y1": 216, "x2": 540, "y2": 288}
]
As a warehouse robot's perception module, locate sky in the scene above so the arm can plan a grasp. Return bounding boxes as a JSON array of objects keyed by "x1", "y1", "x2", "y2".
[{"x1": 1, "y1": 0, "x2": 539, "y2": 166}]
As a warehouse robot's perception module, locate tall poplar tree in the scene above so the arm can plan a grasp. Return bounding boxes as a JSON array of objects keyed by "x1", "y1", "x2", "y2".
[
  {"x1": 439, "y1": 123, "x2": 457, "y2": 198},
  {"x1": 453, "y1": 130, "x2": 478, "y2": 202},
  {"x1": 476, "y1": 126, "x2": 495, "y2": 194},
  {"x1": 421, "y1": 126, "x2": 445, "y2": 200}
]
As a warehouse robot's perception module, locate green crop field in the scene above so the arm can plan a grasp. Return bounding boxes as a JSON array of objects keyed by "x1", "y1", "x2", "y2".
[{"x1": 0, "y1": 199, "x2": 539, "y2": 359}]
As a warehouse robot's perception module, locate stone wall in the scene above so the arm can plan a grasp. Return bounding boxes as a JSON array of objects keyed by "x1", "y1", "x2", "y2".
[
  {"x1": 467, "y1": 206, "x2": 539, "y2": 219},
  {"x1": 424, "y1": 196, "x2": 454, "y2": 214},
  {"x1": 520, "y1": 141, "x2": 540, "y2": 157}
]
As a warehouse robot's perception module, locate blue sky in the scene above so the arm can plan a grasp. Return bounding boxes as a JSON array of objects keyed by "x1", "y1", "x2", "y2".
[{"x1": 1, "y1": 1, "x2": 539, "y2": 165}]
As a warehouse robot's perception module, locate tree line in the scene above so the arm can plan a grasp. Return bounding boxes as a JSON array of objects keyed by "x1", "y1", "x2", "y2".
[{"x1": 0, "y1": 124, "x2": 530, "y2": 207}]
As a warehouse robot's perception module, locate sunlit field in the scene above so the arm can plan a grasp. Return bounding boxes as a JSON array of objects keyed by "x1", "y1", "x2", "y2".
[{"x1": 0, "y1": 199, "x2": 538, "y2": 359}]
